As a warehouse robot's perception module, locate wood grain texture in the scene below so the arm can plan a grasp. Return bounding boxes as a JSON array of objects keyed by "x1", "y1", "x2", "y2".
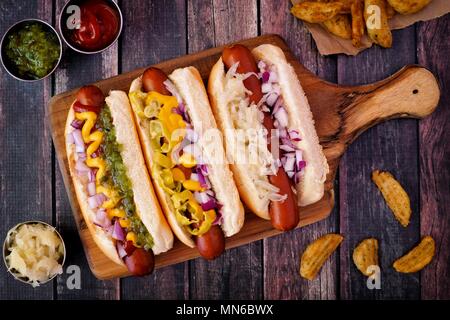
[
  {"x1": 0, "y1": 0, "x2": 54, "y2": 300},
  {"x1": 338, "y1": 26, "x2": 421, "y2": 299},
  {"x1": 187, "y1": 0, "x2": 263, "y2": 300},
  {"x1": 52, "y1": 0, "x2": 120, "y2": 300},
  {"x1": 119, "y1": 0, "x2": 189, "y2": 300},
  {"x1": 260, "y1": 0, "x2": 339, "y2": 300},
  {"x1": 417, "y1": 16, "x2": 450, "y2": 300}
]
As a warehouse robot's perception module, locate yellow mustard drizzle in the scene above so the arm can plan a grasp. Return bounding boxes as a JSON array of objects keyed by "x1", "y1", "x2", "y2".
[{"x1": 76, "y1": 111, "x2": 121, "y2": 210}]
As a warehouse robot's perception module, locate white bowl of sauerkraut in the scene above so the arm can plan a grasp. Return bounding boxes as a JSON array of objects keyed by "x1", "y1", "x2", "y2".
[{"x1": 3, "y1": 221, "x2": 66, "y2": 287}]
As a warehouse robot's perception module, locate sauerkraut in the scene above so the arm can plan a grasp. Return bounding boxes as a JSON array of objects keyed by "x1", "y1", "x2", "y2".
[
  {"x1": 223, "y1": 64, "x2": 284, "y2": 208},
  {"x1": 5, "y1": 223, "x2": 64, "y2": 287}
]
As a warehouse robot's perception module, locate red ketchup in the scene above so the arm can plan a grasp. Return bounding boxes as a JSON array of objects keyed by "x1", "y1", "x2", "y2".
[{"x1": 70, "y1": 0, "x2": 119, "y2": 51}]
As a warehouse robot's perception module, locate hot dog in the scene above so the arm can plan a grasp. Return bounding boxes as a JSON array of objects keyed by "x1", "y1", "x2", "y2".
[
  {"x1": 208, "y1": 44, "x2": 329, "y2": 228},
  {"x1": 222, "y1": 45, "x2": 299, "y2": 231},
  {"x1": 129, "y1": 66, "x2": 244, "y2": 260},
  {"x1": 65, "y1": 85, "x2": 173, "y2": 276}
]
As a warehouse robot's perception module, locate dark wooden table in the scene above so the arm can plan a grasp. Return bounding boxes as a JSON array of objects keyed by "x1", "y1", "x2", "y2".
[{"x1": 1, "y1": 0, "x2": 448, "y2": 300}]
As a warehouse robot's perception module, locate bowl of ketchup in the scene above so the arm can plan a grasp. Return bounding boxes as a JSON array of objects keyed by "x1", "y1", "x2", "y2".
[{"x1": 59, "y1": 0, "x2": 122, "y2": 54}]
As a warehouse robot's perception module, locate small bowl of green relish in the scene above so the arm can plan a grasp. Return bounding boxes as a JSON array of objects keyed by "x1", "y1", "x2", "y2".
[{"x1": 1, "y1": 19, "x2": 62, "y2": 81}]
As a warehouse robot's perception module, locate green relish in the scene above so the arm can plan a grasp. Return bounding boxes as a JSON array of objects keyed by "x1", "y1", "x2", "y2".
[
  {"x1": 5, "y1": 23, "x2": 60, "y2": 79},
  {"x1": 98, "y1": 106, "x2": 154, "y2": 250}
]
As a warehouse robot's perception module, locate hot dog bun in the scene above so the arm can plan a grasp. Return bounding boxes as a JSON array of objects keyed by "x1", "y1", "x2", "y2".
[
  {"x1": 251, "y1": 44, "x2": 328, "y2": 207},
  {"x1": 65, "y1": 90, "x2": 173, "y2": 267},
  {"x1": 129, "y1": 67, "x2": 244, "y2": 248},
  {"x1": 208, "y1": 44, "x2": 328, "y2": 218}
]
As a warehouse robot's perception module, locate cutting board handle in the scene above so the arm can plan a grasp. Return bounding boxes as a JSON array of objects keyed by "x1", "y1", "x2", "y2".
[
  {"x1": 338, "y1": 65, "x2": 440, "y2": 145},
  {"x1": 317, "y1": 65, "x2": 440, "y2": 183}
]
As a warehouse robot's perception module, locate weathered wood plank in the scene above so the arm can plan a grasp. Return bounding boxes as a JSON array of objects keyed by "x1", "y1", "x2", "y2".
[
  {"x1": 417, "y1": 16, "x2": 450, "y2": 300},
  {"x1": 187, "y1": 0, "x2": 263, "y2": 299},
  {"x1": 260, "y1": 0, "x2": 338, "y2": 300},
  {"x1": 338, "y1": 26, "x2": 420, "y2": 299},
  {"x1": 0, "y1": 0, "x2": 54, "y2": 300},
  {"x1": 53, "y1": 0, "x2": 120, "y2": 300},
  {"x1": 119, "y1": 0, "x2": 188, "y2": 300}
]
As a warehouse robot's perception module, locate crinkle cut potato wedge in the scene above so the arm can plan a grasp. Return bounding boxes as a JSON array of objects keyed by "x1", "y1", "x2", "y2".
[
  {"x1": 300, "y1": 233, "x2": 343, "y2": 280},
  {"x1": 372, "y1": 170, "x2": 411, "y2": 227},
  {"x1": 353, "y1": 238, "x2": 379, "y2": 276},
  {"x1": 393, "y1": 236, "x2": 435, "y2": 273}
]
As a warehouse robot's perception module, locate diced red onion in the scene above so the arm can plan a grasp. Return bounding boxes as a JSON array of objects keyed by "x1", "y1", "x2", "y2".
[
  {"x1": 194, "y1": 191, "x2": 210, "y2": 204},
  {"x1": 116, "y1": 242, "x2": 127, "y2": 258},
  {"x1": 283, "y1": 156, "x2": 295, "y2": 172},
  {"x1": 297, "y1": 160, "x2": 307, "y2": 170},
  {"x1": 274, "y1": 107, "x2": 288, "y2": 128},
  {"x1": 281, "y1": 137, "x2": 297, "y2": 149},
  {"x1": 201, "y1": 199, "x2": 217, "y2": 211},
  {"x1": 112, "y1": 220, "x2": 125, "y2": 241},
  {"x1": 72, "y1": 129, "x2": 84, "y2": 148},
  {"x1": 272, "y1": 84, "x2": 281, "y2": 96},
  {"x1": 278, "y1": 127, "x2": 287, "y2": 139},
  {"x1": 261, "y1": 71, "x2": 270, "y2": 83},
  {"x1": 196, "y1": 171, "x2": 208, "y2": 188},
  {"x1": 190, "y1": 173, "x2": 199, "y2": 182},
  {"x1": 197, "y1": 164, "x2": 209, "y2": 176},
  {"x1": 87, "y1": 182, "x2": 96, "y2": 196},
  {"x1": 289, "y1": 129, "x2": 302, "y2": 141},
  {"x1": 272, "y1": 97, "x2": 283, "y2": 115},
  {"x1": 75, "y1": 159, "x2": 90, "y2": 172},
  {"x1": 262, "y1": 82, "x2": 272, "y2": 94},
  {"x1": 88, "y1": 170, "x2": 96, "y2": 182},
  {"x1": 71, "y1": 119, "x2": 84, "y2": 129},
  {"x1": 93, "y1": 209, "x2": 111, "y2": 229},
  {"x1": 77, "y1": 152, "x2": 87, "y2": 161},
  {"x1": 287, "y1": 171, "x2": 295, "y2": 179},
  {"x1": 266, "y1": 93, "x2": 278, "y2": 107},
  {"x1": 269, "y1": 71, "x2": 278, "y2": 83},
  {"x1": 205, "y1": 189, "x2": 215, "y2": 197},
  {"x1": 88, "y1": 193, "x2": 106, "y2": 209},
  {"x1": 280, "y1": 144, "x2": 295, "y2": 152}
]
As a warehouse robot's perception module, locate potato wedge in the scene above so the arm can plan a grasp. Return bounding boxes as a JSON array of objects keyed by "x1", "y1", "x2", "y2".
[
  {"x1": 323, "y1": 14, "x2": 352, "y2": 39},
  {"x1": 300, "y1": 234, "x2": 343, "y2": 280},
  {"x1": 351, "y1": 0, "x2": 365, "y2": 46},
  {"x1": 353, "y1": 238, "x2": 379, "y2": 276},
  {"x1": 364, "y1": 0, "x2": 392, "y2": 48},
  {"x1": 393, "y1": 236, "x2": 435, "y2": 273},
  {"x1": 372, "y1": 170, "x2": 411, "y2": 227},
  {"x1": 291, "y1": 1, "x2": 344, "y2": 23},
  {"x1": 387, "y1": 0, "x2": 432, "y2": 15},
  {"x1": 385, "y1": 1, "x2": 396, "y2": 18}
]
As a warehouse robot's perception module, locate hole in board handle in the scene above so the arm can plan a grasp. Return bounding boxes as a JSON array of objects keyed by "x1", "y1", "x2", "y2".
[{"x1": 413, "y1": 89, "x2": 419, "y2": 94}]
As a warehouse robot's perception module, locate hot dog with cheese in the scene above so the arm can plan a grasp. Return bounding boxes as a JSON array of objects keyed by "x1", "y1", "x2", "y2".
[{"x1": 128, "y1": 67, "x2": 244, "y2": 259}]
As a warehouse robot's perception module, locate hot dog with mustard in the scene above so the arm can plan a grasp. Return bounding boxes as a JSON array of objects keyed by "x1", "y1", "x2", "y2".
[
  {"x1": 128, "y1": 67, "x2": 244, "y2": 260},
  {"x1": 65, "y1": 86, "x2": 173, "y2": 276}
]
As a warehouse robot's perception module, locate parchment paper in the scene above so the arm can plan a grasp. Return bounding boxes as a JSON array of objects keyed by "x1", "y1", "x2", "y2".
[{"x1": 291, "y1": 0, "x2": 450, "y2": 55}]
